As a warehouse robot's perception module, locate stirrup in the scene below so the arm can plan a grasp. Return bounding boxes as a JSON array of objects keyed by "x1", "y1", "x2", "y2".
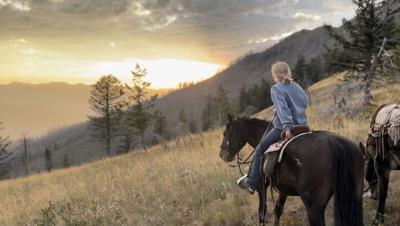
[{"x1": 236, "y1": 174, "x2": 248, "y2": 184}]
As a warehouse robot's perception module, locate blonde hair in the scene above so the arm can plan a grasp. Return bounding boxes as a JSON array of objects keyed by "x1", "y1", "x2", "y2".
[{"x1": 271, "y1": 61, "x2": 293, "y2": 83}]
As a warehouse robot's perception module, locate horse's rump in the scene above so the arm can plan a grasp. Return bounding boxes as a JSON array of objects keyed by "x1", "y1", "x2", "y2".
[
  {"x1": 273, "y1": 131, "x2": 362, "y2": 184},
  {"x1": 280, "y1": 131, "x2": 364, "y2": 225}
]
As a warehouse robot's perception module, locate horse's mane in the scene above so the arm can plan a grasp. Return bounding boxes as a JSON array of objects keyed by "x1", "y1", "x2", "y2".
[{"x1": 238, "y1": 117, "x2": 270, "y2": 128}]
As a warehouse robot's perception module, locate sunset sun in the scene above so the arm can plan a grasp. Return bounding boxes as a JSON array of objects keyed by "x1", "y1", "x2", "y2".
[{"x1": 83, "y1": 58, "x2": 222, "y2": 88}]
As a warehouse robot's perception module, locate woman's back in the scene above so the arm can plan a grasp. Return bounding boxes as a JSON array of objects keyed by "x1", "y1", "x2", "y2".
[{"x1": 271, "y1": 82, "x2": 308, "y2": 129}]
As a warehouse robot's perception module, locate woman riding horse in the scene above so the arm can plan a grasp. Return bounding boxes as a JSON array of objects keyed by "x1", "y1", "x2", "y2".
[
  {"x1": 220, "y1": 61, "x2": 364, "y2": 225},
  {"x1": 237, "y1": 61, "x2": 308, "y2": 194}
]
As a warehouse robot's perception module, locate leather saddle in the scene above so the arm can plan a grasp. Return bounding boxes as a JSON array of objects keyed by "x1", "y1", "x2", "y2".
[
  {"x1": 264, "y1": 125, "x2": 311, "y2": 154},
  {"x1": 263, "y1": 125, "x2": 312, "y2": 177}
]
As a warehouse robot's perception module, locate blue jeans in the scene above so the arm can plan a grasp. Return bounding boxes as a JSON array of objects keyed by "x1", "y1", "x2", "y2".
[{"x1": 248, "y1": 128, "x2": 282, "y2": 190}]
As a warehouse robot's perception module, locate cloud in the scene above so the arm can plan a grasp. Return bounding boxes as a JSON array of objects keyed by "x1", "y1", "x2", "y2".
[
  {"x1": 143, "y1": 14, "x2": 178, "y2": 30},
  {"x1": 109, "y1": 42, "x2": 116, "y2": 48},
  {"x1": 293, "y1": 12, "x2": 321, "y2": 21},
  {"x1": 54, "y1": 0, "x2": 132, "y2": 14},
  {"x1": 0, "y1": 0, "x2": 355, "y2": 64},
  {"x1": 0, "y1": 0, "x2": 31, "y2": 11},
  {"x1": 247, "y1": 30, "x2": 297, "y2": 44},
  {"x1": 16, "y1": 38, "x2": 29, "y2": 44},
  {"x1": 19, "y1": 48, "x2": 36, "y2": 55}
]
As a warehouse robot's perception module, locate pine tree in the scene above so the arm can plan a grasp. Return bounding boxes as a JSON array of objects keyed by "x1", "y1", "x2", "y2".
[
  {"x1": 177, "y1": 107, "x2": 188, "y2": 134},
  {"x1": 201, "y1": 96, "x2": 213, "y2": 131},
  {"x1": 306, "y1": 57, "x2": 323, "y2": 84},
  {"x1": 247, "y1": 84, "x2": 259, "y2": 109},
  {"x1": 44, "y1": 148, "x2": 52, "y2": 172},
  {"x1": 188, "y1": 117, "x2": 198, "y2": 134},
  {"x1": 178, "y1": 108, "x2": 187, "y2": 126},
  {"x1": 238, "y1": 86, "x2": 248, "y2": 112},
  {"x1": 0, "y1": 122, "x2": 10, "y2": 153},
  {"x1": 211, "y1": 86, "x2": 233, "y2": 126},
  {"x1": 257, "y1": 79, "x2": 272, "y2": 110},
  {"x1": 153, "y1": 110, "x2": 167, "y2": 138},
  {"x1": 325, "y1": 0, "x2": 400, "y2": 105},
  {"x1": 237, "y1": 79, "x2": 273, "y2": 114},
  {"x1": 88, "y1": 75, "x2": 124, "y2": 156},
  {"x1": 119, "y1": 64, "x2": 155, "y2": 151},
  {"x1": 23, "y1": 135, "x2": 28, "y2": 175},
  {"x1": 293, "y1": 55, "x2": 308, "y2": 87}
]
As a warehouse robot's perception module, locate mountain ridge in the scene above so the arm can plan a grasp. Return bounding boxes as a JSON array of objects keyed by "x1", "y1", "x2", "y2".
[
  {"x1": 153, "y1": 27, "x2": 331, "y2": 129},
  {"x1": 0, "y1": 82, "x2": 169, "y2": 139}
]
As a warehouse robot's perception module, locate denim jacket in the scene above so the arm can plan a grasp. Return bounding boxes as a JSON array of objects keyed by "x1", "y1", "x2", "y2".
[{"x1": 271, "y1": 82, "x2": 308, "y2": 130}]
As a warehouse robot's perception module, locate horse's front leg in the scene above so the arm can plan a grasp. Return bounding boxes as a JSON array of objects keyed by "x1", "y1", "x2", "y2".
[
  {"x1": 373, "y1": 160, "x2": 391, "y2": 226},
  {"x1": 365, "y1": 158, "x2": 378, "y2": 200},
  {"x1": 274, "y1": 193, "x2": 287, "y2": 226}
]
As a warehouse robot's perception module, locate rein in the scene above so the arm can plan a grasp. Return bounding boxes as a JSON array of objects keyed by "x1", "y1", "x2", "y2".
[
  {"x1": 228, "y1": 149, "x2": 255, "y2": 176},
  {"x1": 229, "y1": 119, "x2": 274, "y2": 176}
]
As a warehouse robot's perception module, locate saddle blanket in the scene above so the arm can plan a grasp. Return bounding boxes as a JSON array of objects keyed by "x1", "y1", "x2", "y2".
[
  {"x1": 373, "y1": 103, "x2": 400, "y2": 145},
  {"x1": 264, "y1": 139, "x2": 287, "y2": 154},
  {"x1": 264, "y1": 131, "x2": 313, "y2": 156},
  {"x1": 374, "y1": 104, "x2": 400, "y2": 129},
  {"x1": 264, "y1": 125, "x2": 312, "y2": 154}
]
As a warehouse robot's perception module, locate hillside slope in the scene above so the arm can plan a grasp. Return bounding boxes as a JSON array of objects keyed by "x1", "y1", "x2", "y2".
[
  {"x1": 1, "y1": 75, "x2": 399, "y2": 225},
  {"x1": 155, "y1": 6, "x2": 400, "y2": 128},
  {"x1": 153, "y1": 27, "x2": 330, "y2": 129}
]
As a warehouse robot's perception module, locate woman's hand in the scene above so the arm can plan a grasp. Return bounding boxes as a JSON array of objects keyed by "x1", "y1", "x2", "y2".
[{"x1": 284, "y1": 129, "x2": 293, "y2": 139}]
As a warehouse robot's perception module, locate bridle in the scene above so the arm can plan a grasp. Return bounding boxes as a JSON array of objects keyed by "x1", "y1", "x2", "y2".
[
  {"x1": 228, "y1": 149, "x2": 256, "y2": 176},
  {"x1": 224, "y1": 124, "x2": 251, "y2": 175},
  {"x1": 226, "y1": 119, "x2": 273, "y2": 176}
]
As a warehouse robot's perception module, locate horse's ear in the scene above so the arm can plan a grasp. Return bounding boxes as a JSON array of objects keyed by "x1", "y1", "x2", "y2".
[
  {"x1": 228, "y1": 114, "x2": 234, "y2": 123},
  {"x1": 359, "y1": 142, "x2": 366, "y2": 156}
]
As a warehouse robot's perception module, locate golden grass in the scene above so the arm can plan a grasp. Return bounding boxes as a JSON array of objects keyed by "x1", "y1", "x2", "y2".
[
  {"x1": 0, "y1": 131, "x2": 255, "y2": 226},
  {"x1": 0, "y1": 77, "x2": 399, "y2": 225}
]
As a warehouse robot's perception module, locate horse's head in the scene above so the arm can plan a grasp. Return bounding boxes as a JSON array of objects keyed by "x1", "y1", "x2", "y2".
[
  {"x1": 359, "y1": 138, "x2": 378, "y2": 199},
  {"x1": 359, "y1": 135, "x2": 376, "y2": 160},
  {"x1": 219, "y1": 114, "x2": 247, "y2": 162}
]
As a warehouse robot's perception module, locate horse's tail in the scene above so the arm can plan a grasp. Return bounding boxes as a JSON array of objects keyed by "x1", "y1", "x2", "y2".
[{"x1": 330, "y1": 138, "x2": 364, "y2": 226}]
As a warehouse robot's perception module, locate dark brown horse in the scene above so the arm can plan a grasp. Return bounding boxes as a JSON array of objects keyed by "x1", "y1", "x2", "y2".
[
  {"x1": 360, "y1": 104, "x2": 400, "y2": 226},
  {"x1": 219, "y1": 115, "x2": 364, "y2": 226}
]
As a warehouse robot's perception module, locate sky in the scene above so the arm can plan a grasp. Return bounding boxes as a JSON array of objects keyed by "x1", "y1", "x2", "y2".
[{"x1": 0, "y1": 0, "x2": 356, "y2": 88}]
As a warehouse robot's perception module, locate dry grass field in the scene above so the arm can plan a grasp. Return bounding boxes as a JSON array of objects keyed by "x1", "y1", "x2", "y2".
[{"x1": 0, "y1": 76, "x2": 399, "y2": 226}]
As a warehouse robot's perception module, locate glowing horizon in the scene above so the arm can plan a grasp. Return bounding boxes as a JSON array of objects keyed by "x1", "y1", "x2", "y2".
[{"x1": 0, "y1": 58, "x2": 222, "y2": 89}]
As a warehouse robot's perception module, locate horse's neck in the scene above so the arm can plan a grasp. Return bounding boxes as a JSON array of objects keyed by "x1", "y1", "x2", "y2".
[{"x1": 245, "y1": 122, "x2": 269, "y2": 148}]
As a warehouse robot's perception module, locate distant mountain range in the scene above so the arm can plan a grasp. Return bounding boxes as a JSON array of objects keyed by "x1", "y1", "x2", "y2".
[
  {"x1": 0, "y1": 82, "x2": 169, "y2": 140},
  {"x1": 0, "y1": 82, "x2": 91, "y2": 140}
]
